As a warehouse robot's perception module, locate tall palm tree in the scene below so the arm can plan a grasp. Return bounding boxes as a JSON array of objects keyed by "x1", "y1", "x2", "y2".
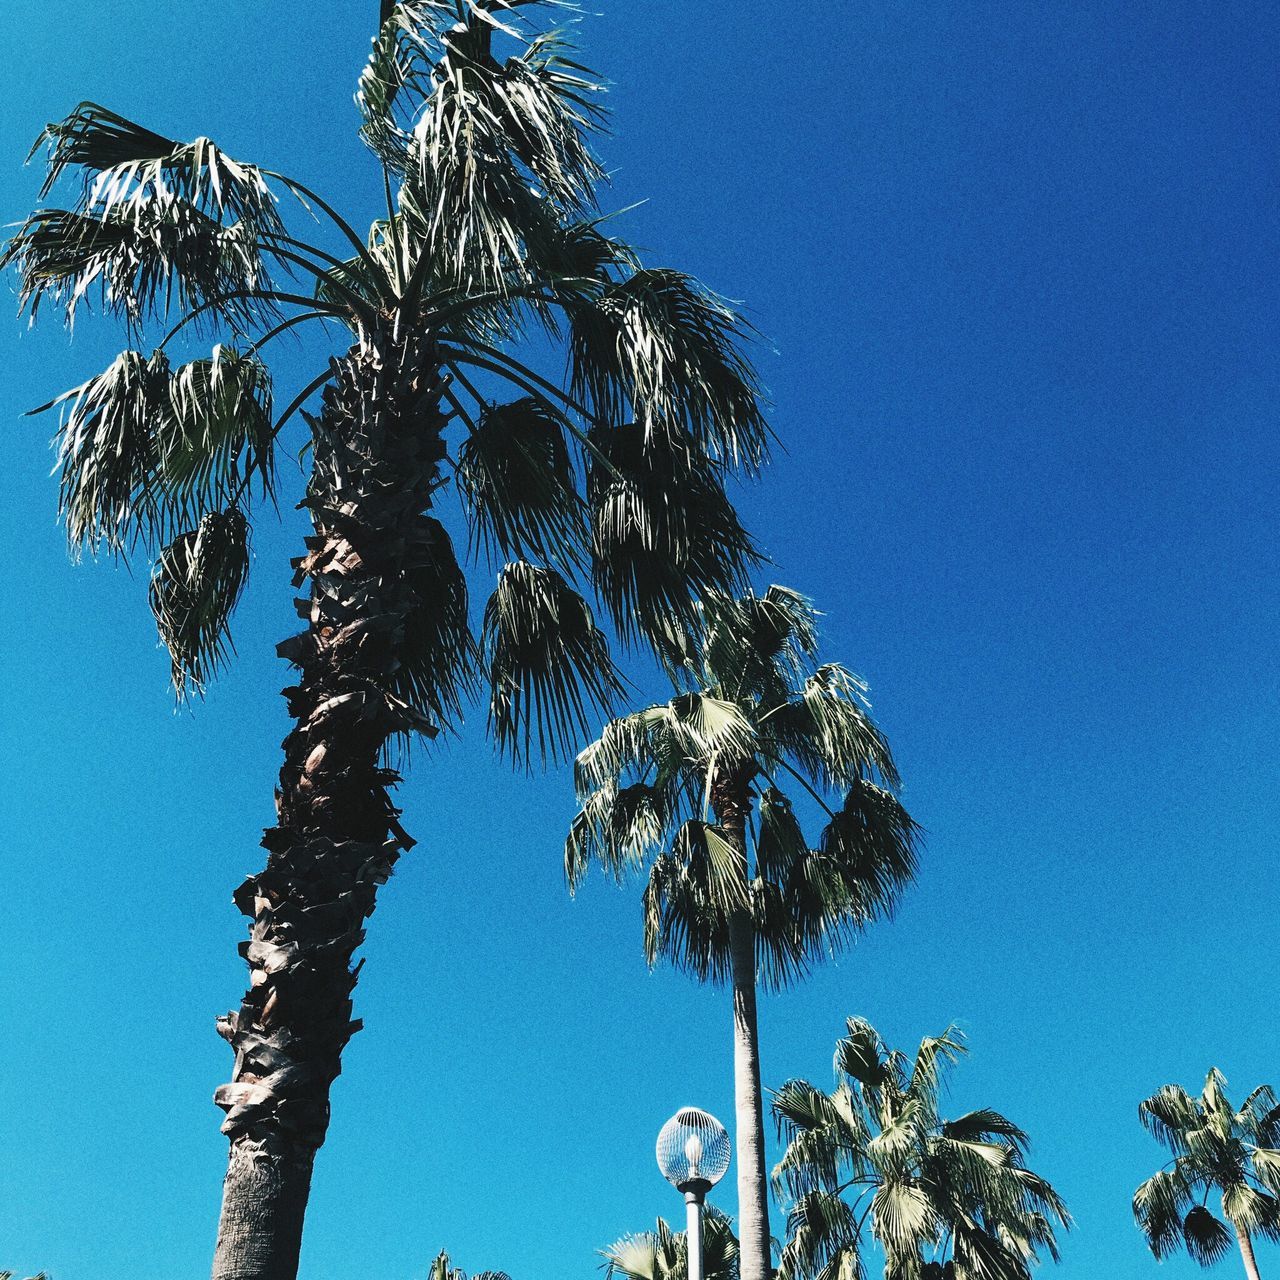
[
  {"x1": 4, "y1": 4, "x2": 767, "y2": 1276},
  {"x1": 772, "y1": 1018, "x2": 1069, "y2": 1280},
  {"x1": 603, "y1": 1209, "x2": 741, "y2": 1280},
  {"x1": 1134, "y1": 1070, "x2": 1280, "y2": 1280},
  {"x1": 566, "y1": 587, "x2": 920, "y2": 1280}
]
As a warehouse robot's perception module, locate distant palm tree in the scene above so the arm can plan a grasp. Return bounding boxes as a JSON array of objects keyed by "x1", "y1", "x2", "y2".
[
  {"x1": 4, "y1": 3, "x2": 766, "y2": 1275},
  {"x1": 567, "y1": 587, "x2": 920, "y2": 1280},
  {"x1": 773, "y1": 1017, "x2": 1068, "y2": 1280},
  {"x1": 1134, "y1": 1069, "x2": 1280, "y2": 1280},
  {"x1": 425, "y1": 1249, "x2": 510, "y2": 1280},
  {"x1": 603, "y1": 1208, "x2": 740, "y2": 1280}
]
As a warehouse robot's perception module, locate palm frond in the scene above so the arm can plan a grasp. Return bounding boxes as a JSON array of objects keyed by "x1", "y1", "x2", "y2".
[
  {"x1": 404, "y1": 6, "x2": 606, "y2": 293},
  {"x1": 588, "y1": 425, "x2": 757, "y2": 647},
  {"x1": 1180, "y1": 1205, "x2": 1233, "y2": 1266},
  {"x1": 1133, "y1": 1168, "x2": 1194, "y2": 1259},
  {"x1": 46, "y1": 345, "x2": 274, "y2": 555},
  {"x1": 3, "y1": 202, "x2": 272, "y2": 327},
  {"x1": 483, "y1": 559, "x2": 623, "y2": 763},
  {"x1": 458, "y1": 396, "x2": 587, "y2": 565},
  {"x1": 568, "y1": 268, "x2": 769, "y2": 468},
  {"x1": 35, "y1": 102, "x2": 282, "y2": 233},
  {"x1": 149, "y1": 507, "x2": 250, "y2": 698},
  {"x1": 392, "y1": 516, "x2": 477, "y2": 729}
]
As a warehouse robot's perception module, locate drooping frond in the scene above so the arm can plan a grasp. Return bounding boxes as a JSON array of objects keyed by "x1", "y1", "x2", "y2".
[
  {"x1": 1139, "y1": 1084, "x2": 1199, "y2": 1155},
  {"x1": 565, "y1": 780, "x2": 669, "y2": 890},
  {"x1": 642, "y1": 820, "x2": 747, "y2": 980},
  {"x1": 569, "y1": 268, "x2": 769, "y2": 469},
  {"x1": 483, "y1": 559, "x2": 623, "y2": 763},
  {"x1": 3, "y1": 203, "x2": 269, "y2": 326},
  {"x1": 458, "y1": 396, "x2": 586, "y2": 565},
  {"x1": 35, "y1": 103, "x2": 282, "y2": 233},
  {"x1": 778, "y1": 1190, "x2": 864, "y2": 1280},
  {"x1": 393, "y1": 516, "x2": 477, "y2": 728},
  {"x1": 766, "y1": 664, "x2": 900, "y2": 791},
  {"x1": 149, "y1": 506, "x2": 250, "y2": 698},
  {"x1": 810, "y1": 779, "x2": 921, "y2": 924},
  {"x1": 1180, "y1": 1205, "x2": 1233, "y2": 1266},
  {"x1": 47, "y1": 345, "x2": 274, "y2": 554},
  {"x1": 588, "y1": 425, "x2": 757, "y2": 646}
]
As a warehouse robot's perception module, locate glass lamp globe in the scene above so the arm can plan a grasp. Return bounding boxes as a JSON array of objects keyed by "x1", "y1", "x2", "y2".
[{"x1": 656, "y1": 1107, "x2": 731, "y2": 1195}]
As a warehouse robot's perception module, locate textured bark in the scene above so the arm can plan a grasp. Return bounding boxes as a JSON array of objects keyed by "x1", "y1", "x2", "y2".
[
  {"x1": 715, "y1": 776, "x2": 773, "y2": 1280},
  {"x1": 1236, "y1": 1222, "x2": 1263, "y2": 1280},
  {"x1": 211, "y1": 329, "x2": 448, "y2": 1280}
]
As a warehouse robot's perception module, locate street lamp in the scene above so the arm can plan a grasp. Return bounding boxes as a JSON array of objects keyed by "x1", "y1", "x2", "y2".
[{"x1": 656, "y1": 1108, "x2": 732, "y2": 1280}]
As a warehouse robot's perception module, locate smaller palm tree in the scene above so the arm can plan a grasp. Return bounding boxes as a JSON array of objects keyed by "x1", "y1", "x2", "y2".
[
  {"x1": 603, "y1": 1209, "x2": 741, "y2": 1280},
  {"x1": 1134, "y1": 1069, "x2": 1280, "y2": 1280},
  {"x1": 567, "y1": 587, "x2": 920, "y2": 1280},
  {"x1": 424, "y1": 1249, "x2": 511, "y2": 1280},
  {"x1": 773, "y1": 1017, "x2": 1068, "y2": 1280}
]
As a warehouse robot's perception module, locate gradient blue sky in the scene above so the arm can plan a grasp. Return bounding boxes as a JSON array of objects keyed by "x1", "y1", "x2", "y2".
[{"x1": 2, "y1": 2, "x2": 1278, "y2": 1278}]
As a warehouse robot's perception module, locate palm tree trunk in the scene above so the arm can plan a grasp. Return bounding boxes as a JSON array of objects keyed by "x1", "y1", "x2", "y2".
[
  {"x1": 1236, "y1": 1222, "x2": 1263, "y2": 1280},
  {"x1": 211, "y1": 330, "x2": 448, "y2": 1280},
  {"x1": 716, "y1": 777, "x2": 772, "y2": 1280}
]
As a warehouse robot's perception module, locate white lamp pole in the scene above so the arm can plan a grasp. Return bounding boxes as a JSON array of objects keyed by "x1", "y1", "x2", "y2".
[{"x1": 657, "y1": 1109, "x2": 732, "y2": 1280}]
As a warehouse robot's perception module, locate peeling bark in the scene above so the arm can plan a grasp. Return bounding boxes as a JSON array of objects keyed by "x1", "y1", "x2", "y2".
[{"x1": 211, "y1": 331, "x2": 447, "y2": 1280}]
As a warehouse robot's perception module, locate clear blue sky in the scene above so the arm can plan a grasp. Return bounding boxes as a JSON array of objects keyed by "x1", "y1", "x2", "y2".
[{"x1": 1, "y1": 2, "x2": 1278, "y2": 1277}]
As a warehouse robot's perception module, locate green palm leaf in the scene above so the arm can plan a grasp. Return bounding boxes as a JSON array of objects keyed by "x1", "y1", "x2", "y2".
[{"x1": 149, "y1": 506, "x2": 250, "y2": 698}]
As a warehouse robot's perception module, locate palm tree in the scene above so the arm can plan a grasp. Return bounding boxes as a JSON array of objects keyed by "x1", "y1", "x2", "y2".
[
  {"x1": 1134, "y1": 1070, "x2": 1280, "y2": 1280},
  {"x1": 4, "y1": 4, "x2": 767, "y2": 1276},
  {"x1": 603, "y1": 1209, "x2": 740, "y2": 1280},
  {"x1": 772, "y1": 1018, "x2": 1069, "y2": 1280},
  {"x1": 566, "y1": 587, "x2": 920, "y2": 1280},
  {"x1": 425, "y1": 1249, "x2": 511, "y2": 1280}
]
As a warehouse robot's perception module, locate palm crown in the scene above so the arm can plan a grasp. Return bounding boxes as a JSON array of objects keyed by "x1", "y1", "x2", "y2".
[
  {"x1": 6, "y1": 0, "x2": 765, "y2": 746},
  {"x1": 603, "y1": 1210, "x2": 741, "y2": 1280},
  {"x1": 1134, "y1": 1069, "x2": 1280, "y2": 1274},
  {"x1": 773, "y1": 1018, "x2": 1069, "y2": 1280},
  {"x1": 565, "y1": 585, "x2": 919, "y2": 986}
]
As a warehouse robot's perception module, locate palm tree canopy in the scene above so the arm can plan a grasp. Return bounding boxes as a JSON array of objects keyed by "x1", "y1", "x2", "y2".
[
  {"x1": 773, "y1": 1017, "x2": 1069, "y2": 1280},
  {"x1": 565, "y1": 586, "x2": 920, "y2": 989},
  {"x1": 603, "y1": 1209, "x2": 740, "y2": 1280},
  {"x1": 1134, "y1": 1068, "x2": 1280, "y2": 1266},
  {"x1": 4, "y1": 0, "x2": 769, "y2": 754},
  {"x1": 425, "y1": 1248, "x2": 512, "y2": 1280}
]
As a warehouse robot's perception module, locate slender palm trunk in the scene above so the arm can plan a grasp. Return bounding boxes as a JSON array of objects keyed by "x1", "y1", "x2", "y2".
[
  {"x1": 211, "y1": 329, "x2": 447, "y2": 1280},
  {"x1": 1236, "y1": 1222, "x2": 1263, "y2": 1280},
  {"x1": 715, "y1": 775, "x2": 772, "y2": 1280}
]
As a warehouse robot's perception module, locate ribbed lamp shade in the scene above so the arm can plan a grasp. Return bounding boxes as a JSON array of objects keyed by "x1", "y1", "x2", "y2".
[{"x1": 656, "y1": 1108, "x2": 731, "y2": 1192}]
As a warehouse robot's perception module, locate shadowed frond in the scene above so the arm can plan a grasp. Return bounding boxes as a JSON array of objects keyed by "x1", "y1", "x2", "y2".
[
  {"x1": 569, "y1": 269, "x2": 769, "y2": 468},
  {"x1": 565, "y1": 780, "x2": 668, "y2": 890},
  {"x1": 3, "y1": 203, "x2": 270, "y2": 326},
  {"x1": 149, "y1": 506, "x2": 250, "y2": 698},
  {"x1": 458, "y1": 396, "x2": 586, "y2": 565},
  {"x1": 588, "y1": 425, "x2": 757, "y2": 646},
  {"x1": 392, "y1": 516, "x2": 477, "y2": 728},
  {"x1": 484, "y1": 560, "x2": 623, "y2": 763},
  {"x1": 47, "y1": 345, "x2": 274, "y2": 555},
  {"x1": 1181, "y1": 1206, "x2": 1233, "y2": 1266}
]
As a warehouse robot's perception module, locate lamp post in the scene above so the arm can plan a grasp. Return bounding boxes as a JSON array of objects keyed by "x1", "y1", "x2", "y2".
[{"x1": 656, "y1": 1108, "x2": 732, "y2": 1280}]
